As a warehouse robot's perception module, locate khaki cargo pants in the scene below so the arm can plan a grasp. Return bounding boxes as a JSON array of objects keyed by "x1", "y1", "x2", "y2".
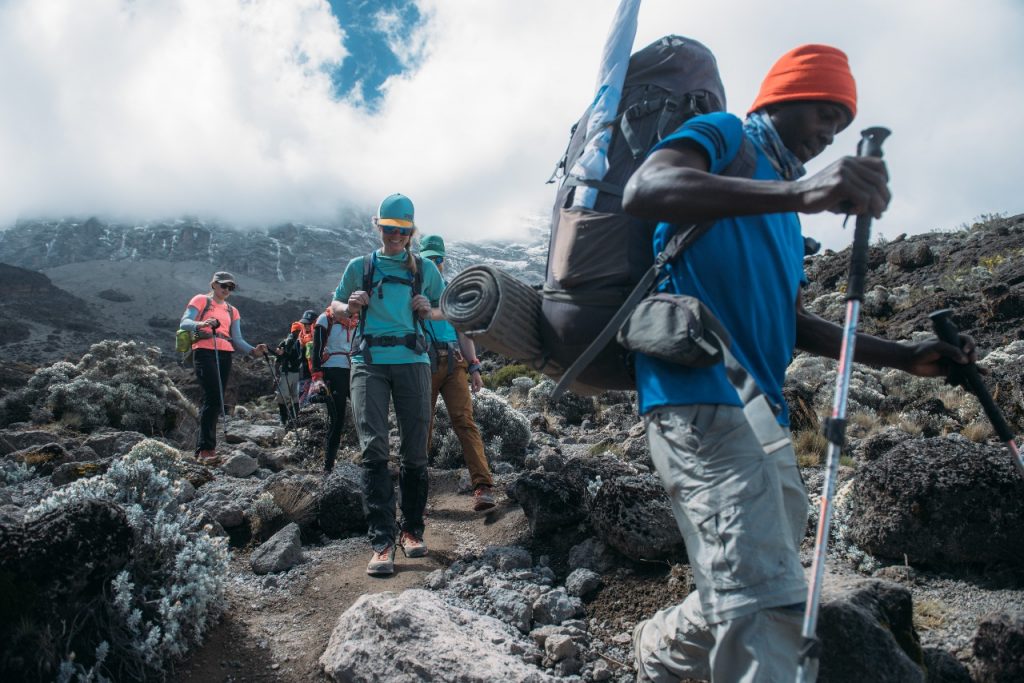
[
  {"x1": 428, "y1": 353, "x2": 493, "y2": 489},
  {"x1": 635, "y1": 404, "x2": 810, "y2": 683}
]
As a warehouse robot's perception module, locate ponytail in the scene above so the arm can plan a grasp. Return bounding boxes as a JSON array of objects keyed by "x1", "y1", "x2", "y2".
[{"x1": 404, "y1": 232, "x2": 418, "y2": 275}]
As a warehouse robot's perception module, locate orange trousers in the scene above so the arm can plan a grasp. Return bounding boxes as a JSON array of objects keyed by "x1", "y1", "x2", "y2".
[{"x1": 428, "y1": 356, "x2": 493, "y2": 488}]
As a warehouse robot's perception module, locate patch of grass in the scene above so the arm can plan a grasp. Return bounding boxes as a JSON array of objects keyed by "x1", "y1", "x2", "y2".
[
  {"x1": 484, "y1": 363, "x2": 545, "y2": 389},
  {"x1": 895, "y1": 417, "x2": 924, "y2": 437},
  {"x1": 961, "y1": 420, "x2": 993, "y2": 443},
  {"x1": 913, "y1": 599, "x2": 947, "y2": 631},
  {"x1": 588, "y1": 441, "x2": 625, "y2": 458},
  {"x1": 839, "y1": 455, "x2": 856, "y2": 468},
  {"x1": 794, "y1": 429, "x2": 828, "y2": 467}
]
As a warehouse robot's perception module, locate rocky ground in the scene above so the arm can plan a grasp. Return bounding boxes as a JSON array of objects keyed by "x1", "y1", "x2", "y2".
[{"x1": 2, "y1": 214, "x2": 1024, "y2": 681}]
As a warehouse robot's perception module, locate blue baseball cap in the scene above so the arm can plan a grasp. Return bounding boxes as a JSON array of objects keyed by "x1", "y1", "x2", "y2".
[{"x1": 377, "y1": 193, "x2": 415, "y2": 228}]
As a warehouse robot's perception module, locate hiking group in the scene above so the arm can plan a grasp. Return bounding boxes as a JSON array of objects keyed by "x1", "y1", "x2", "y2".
[
  {"x1": 175, "y1": 35, "x2": 987, "y2": 683},
  {"x1": 178, "y1": 194, "x2": 497, "y2": 577}
]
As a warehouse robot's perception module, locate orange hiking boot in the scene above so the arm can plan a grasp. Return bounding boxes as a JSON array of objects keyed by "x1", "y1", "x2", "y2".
[
  {"x1": 398, "y1": 531, "x2": 427, "y2": 558},
  {"x1": 366, "y1": 544, "x2": 396, "y2": 575}
]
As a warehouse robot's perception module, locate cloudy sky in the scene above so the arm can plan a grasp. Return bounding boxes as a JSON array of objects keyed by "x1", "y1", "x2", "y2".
[{"x1": 0, "y1": 0, "x2": 1020, "y2": 250}]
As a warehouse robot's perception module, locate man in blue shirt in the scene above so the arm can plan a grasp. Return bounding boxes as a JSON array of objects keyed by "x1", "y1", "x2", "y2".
[{"x1": 623, "y1": 44, "x2": 975, "y2": 681}]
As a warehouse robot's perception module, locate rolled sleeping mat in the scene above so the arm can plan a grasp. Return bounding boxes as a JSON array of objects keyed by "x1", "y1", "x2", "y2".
[{"x1": 440, "y1": 265, "x2": 549, "y2": 367}]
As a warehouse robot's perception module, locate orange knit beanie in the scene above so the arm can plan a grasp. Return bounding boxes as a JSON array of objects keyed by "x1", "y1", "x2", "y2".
[{"x1": 748, "y1": 44, "x2": 857, "y2": 120}]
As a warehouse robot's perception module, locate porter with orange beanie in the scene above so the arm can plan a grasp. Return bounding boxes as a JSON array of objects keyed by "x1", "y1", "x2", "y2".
[{"x1": 625, "y1": 42, "x2": 971, "y2": 683}]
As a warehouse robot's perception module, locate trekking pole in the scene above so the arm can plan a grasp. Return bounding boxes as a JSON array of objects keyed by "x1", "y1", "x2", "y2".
[
  {"x1": 797, "y1": 126, "x2": 891, "y2": 683},
  {"x1": 264, "y1": 355, "x2": 296, "y2": 423},
  {"x1": 207, "y1": 325, "x2": 226, "y2": 421},
  {"x1": 930, "y1": 309, "x2": 1024, "y2": 479}
]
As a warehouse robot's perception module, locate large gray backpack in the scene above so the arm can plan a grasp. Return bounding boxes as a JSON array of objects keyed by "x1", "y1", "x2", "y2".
[{"x1": 541, "y1": 35, "x2": 748, "y2": 393}]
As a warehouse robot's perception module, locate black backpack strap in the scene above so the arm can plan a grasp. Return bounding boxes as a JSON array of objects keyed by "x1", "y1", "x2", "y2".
[{"x1": 357, "y1": 253, "x2": 374, "y2": 363}]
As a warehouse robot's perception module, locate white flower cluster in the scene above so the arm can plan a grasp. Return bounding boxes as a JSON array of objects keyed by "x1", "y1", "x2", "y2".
[
  {"x1": 0, "y1": 340, "x2": 196, "y2": 434},
  {"x1": 27, "y1": 457, "x2": 228, "y2": 677}
]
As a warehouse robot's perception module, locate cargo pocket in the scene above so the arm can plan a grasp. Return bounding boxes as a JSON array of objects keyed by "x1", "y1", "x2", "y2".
[{"x1": 689, "y1": 466, "x2": 791, "y2": 591}]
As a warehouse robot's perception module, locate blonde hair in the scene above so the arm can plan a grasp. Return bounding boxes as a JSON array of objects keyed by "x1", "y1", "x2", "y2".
[{"x1": 404, "y1": 231, "x2": 418, "y2": 275}]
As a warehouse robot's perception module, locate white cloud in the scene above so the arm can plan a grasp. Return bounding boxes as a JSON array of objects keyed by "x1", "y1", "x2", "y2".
[{"x1": 0, "y1": 0, "x2": 1021, "y2": 251}]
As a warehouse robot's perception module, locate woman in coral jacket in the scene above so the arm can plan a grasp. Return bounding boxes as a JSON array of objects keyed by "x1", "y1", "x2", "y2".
[{"x1": 179, "y1": 271, "x2": 267, "y2": 463}]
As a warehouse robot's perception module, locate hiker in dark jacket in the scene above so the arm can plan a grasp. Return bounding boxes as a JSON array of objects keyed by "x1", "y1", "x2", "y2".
[
  {"x1": 418, "y1": 234, "x2": 496, "y2": 512},
  {"x1": 329, "y1": 193, "x2": 445, "y2": 577},
  {"x1": 179, "y1": 271, "x2": 268, "y2": 464},
  {"x1": 623, "y1": 45, "x2": 976, "y2": 682},
  {"x1": 272, "y1": 311, "x2": 311, "y2": 426}
]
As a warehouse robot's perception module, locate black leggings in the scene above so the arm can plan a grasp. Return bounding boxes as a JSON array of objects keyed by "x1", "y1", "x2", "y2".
[
  {"x1": 194, "y1": 348, "x2": 232, "y2": 452},
  {"x1": 323, "y1": 366, "x2": 351, "y2": 471}
]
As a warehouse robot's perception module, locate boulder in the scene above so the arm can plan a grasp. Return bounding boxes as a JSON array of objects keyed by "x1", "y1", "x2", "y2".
[
  {"x1": 221, "y1": 453, "x2": 259, "y2": 478},
  {"x1": 480, "y1": 546, "x2": 532, "y2": 571},
  {"x1": 50, "y1": 460, "x2": 109, "y2": 486},
  {"x1": 509, "y1": 470, "x2": 587, "y2": 535},
  {"x1": 887, "y1": 242, "x2": 934, "y2": 270},
  {"x1": 0, "y1": 498, "x2": 132, "y2": 599},
  {"x1": 817, "y1": 578, "x2": 924, "y2": 682},
  {"x1": 224, "y1": 422, "x2": 285, "y2": 447},
  {"x1": 82, "y1": 430, "x2": 147, "y2": 458},
  {"x1": 922, "y1": 647, "x2": 971, "y2": 683},
  {"x1": 0, "y1": 429, "x2": 63, "y2": 456},
  {"x1": 564, "y1": 568, "x2": 602, "y2": 599},
  {"x1": 842, "y1": 436, "x2": 1024, "y2": 567},
  {"x1": 318, "y1": 466, "x2": 367, "y2": 538},
  {"x1": 250, "y1": 522, "x2": 303, "y2": 575},
  {"x1": 319, "y1": 589, "x2": 553, "y2": 682},
  {"x1": 9, "y1": 442, "x2": 74, "y2": 474},
  {"x1": 568, "y1": 538, "x2": 620, "y2": 573},
  {"x1": 487, "y1": 586, "x2": 534, "y2": 633},
  {"x1": 532, "y1": 588, "x2": 580, "y2": 626},
  {"x1": 588, "y1": 474, "x2": 685, "y2": 562},
  {"x1": 972, "y1": 612, "x2": 1024, "y2": 683}
]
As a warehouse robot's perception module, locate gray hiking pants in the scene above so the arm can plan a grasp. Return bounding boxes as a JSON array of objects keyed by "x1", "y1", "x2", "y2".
[
  {"x1": 635, "y1": 404, "x2": 810, "y2": 683},
  {"x1": 349, "y1": 362, "x2": 431, "y2": 550}
]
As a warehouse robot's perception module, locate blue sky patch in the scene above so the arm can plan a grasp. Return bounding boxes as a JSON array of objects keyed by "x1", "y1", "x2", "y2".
[{"x1": 326, "y1": 0, "x2": 425, "y2": 109}]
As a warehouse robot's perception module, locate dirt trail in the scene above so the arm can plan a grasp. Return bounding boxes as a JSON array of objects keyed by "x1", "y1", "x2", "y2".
[{"x1": 173, "y1": 472, "x2": 530, "y2": 683}]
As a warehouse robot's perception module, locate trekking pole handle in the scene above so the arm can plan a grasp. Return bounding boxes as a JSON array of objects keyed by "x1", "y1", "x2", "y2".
[
  {"x1": 929, "y1": 309, "x2": 1015, "y2": 443},
  {"x1": 847, "y1": 127, "x2": 891, "y2": 301}
]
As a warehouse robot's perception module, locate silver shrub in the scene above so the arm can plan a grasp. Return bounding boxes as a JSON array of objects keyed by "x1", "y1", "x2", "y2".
[
  {"x1": 0, "y1": 459, "x2": 35, "y2": 485},
  {"x1": 0, "y1": 340, "x2": 195, "y2": 434},
  {"x1": 27, "y1": 457, "x2": 229, "y2": 677}
]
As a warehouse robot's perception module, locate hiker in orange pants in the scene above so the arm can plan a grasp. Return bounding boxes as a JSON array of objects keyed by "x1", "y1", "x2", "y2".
[{"x1": 419, "y1": 235, "x2": 496, "y2": 512}]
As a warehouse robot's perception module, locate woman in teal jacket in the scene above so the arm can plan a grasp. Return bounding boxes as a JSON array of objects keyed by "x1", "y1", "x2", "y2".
[{"x1": 330, "y1": 193, "x2": 444, "y2": 576}]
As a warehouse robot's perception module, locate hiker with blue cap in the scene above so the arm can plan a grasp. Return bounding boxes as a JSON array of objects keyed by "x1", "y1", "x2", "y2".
[
  {"x1": 329, "y1": 193, "x2": 445, "y2": 576},
  {"x1": 419, "y1": 234, "x2": 497, "y2": 512}
]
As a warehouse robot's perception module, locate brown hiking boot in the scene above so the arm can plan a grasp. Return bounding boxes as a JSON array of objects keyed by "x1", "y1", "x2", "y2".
[
  {"x1": 398, "y1": 531, "x2": 427, "y2": 558},
  {"x1": 472, "y1": 485, "x2": 496, "y2": 512},
  {"x1": 366, "y1": 544, "x2": 396, "y2": 575}
]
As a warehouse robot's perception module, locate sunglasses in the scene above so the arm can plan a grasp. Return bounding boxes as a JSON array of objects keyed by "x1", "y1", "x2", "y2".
[
  {"x1": 217, "y1": 282, "x2": 236, "y2": 291},
  {"x1": 380, "y1": 225, "x2": 414, "y2": 237},
  {"x1": 428, "y1": 256, "x2": 444, "y2": 265}
]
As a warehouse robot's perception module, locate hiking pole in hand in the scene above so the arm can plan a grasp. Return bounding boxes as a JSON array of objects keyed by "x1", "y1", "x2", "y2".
[
  {"x1": 797, "y1": 126, "x2": 891, "y2": 683},
  {"x1": 930, "y1": 309, "x2": 1024, "y2": 479},
  {"x1": 211, "y1": 323, "x2": 229, "y2": 446}
]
